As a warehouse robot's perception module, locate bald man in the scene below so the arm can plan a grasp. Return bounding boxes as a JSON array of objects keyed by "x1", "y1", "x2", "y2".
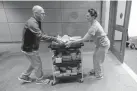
[{"x1": 18, "y1": 5, "x2": 61, "y2": 84}]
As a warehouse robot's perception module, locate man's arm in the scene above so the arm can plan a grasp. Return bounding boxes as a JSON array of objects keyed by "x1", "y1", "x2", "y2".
[{"x1": 27, "y1": 20, "x2": 58, "y2": 42}]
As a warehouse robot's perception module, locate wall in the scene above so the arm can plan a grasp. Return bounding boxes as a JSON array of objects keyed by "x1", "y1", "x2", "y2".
[
  {"x1": 0, "y1": 1, "x2": 112, "y2": 55},
  {"x1": 102, "y1": 1, "x2": 110, "y2": 34},
  {"x1": 0, "y1": 1, "x2": 101, "y2": 42}
]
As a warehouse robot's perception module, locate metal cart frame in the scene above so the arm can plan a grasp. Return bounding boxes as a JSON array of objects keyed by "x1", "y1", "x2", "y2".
[{"x1": 48, "y1": 42, "x2": 84, "y2": 85}]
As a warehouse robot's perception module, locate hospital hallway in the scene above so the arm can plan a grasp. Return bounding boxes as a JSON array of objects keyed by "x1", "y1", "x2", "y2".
[{"x1": 0, "y1": 43, "x2": 137, "y2": 91}]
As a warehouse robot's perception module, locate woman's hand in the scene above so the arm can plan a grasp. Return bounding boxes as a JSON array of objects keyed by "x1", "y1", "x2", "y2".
[{"x1": 65, "y1": 41, "x2": 74, "y2": 48}]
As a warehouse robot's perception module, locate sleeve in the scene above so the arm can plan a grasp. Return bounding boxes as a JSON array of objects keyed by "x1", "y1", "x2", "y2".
[
  {"x1": 27, "y1": 20, "x2": 57, "y2": 42},
  {"x1": 87, "y1": 25, "x2": 97, "y2": 36}
]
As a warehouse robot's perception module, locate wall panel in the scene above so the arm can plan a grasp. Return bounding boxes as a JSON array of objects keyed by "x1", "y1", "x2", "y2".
[
  {"x1": 0, "y1": 9, "x2": 7, "y2": 22},
  {"x1": 61, "y1": 1, "x2": 101, "y2": 9},
  {"x1": 42, "y1": 23, "x2": 62, "y2": 36},
  {"x1": 3, "y1": 1, "x2": 61, "y2": 9},
  {"x1": 0, "y1": 1, "x2": 102, "y2": 45},
  {"x1": 0, "y1": 23, "x2": 12, "y2": 42},
  {"x1": 62, "y1": 22, "x2": 90, "y2": 37},
  {"x1": 9, "y1": 23, "x2": 25, "y2": 41},
  {"x1": 0, "y1": 1, "x2": 3, "y2": 8}
]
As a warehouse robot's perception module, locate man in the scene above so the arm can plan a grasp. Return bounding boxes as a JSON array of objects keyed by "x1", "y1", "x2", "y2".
[{"x1": 18, "y1": 5, "x2": 62, "y2": 84}]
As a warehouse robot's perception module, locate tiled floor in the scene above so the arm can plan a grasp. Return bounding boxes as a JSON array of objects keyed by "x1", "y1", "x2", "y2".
[{"x1": 0, "y1": 49, "x2": 137, "y2": 91}]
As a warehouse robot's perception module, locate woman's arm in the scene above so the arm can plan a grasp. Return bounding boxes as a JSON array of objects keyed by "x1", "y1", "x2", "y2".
[
  {"x1": 72, "y1": 32, "x2": 91, "y2": 43},
  {"x1": 72, "y1": 25, "x2": 96, "y2": 44},
  {"x1": 66, "y1": 25, "x2": 96, "y2": 47},
  {"x1": 66, "y1": 32, "x2": 91, "y2": 47}
]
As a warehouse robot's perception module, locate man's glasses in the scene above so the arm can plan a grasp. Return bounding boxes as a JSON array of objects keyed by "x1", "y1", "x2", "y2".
[{"x1": 41, "y1": 13, "x2": 46, "y2": 16}]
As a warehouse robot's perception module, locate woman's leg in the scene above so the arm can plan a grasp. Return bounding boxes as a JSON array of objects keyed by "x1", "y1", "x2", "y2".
[
  {"x1": 93, "y1": 46, "x2": 109, "y2": 78},
  {"x1": 93, "y1": 47, "x2": 100, "y2": 76},
  {"x1": 18, "y1": 52, "x2": 36, "y2": 82}
]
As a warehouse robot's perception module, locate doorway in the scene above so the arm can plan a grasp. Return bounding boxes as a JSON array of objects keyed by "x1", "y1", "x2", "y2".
[
  {"x1": 124, "y1": 0, "x2": 137, "y2": 74},
  {"x1": 108, "y1": 1, "x2": 132, "y2": 63}
]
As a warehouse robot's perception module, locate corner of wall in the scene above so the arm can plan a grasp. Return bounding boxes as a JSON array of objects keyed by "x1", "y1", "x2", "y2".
[{"x1": 101, "y1": 1, "x2": 110, "y2": 34}]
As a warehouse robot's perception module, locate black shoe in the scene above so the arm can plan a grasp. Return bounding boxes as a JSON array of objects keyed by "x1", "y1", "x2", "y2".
[{"x1": 89, "y1": 69, "x2": 95, "y2": 76}]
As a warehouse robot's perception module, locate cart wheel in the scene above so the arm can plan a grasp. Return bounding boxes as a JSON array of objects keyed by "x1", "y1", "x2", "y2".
[
  {"x1": 130, "y1": 44, "x2": 135, "y2": 49},
  {"x1": 49, "y1": 80, "x2": 56, "y2": 86},
  {"x1": 78, "y1": 79, "x2": 84, "y2": 83},
  {"x1": 126, "y1": 42, "x2": 129, "y2": 48}
]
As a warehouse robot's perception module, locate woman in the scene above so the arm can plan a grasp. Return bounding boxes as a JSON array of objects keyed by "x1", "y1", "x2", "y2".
[{"x1": 66, "y1": 8, "x2": 110, "y2": 79}]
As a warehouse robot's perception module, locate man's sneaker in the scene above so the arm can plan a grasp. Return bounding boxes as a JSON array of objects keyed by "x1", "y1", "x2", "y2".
[
  {"x1": 36, "y1": 78, "x2": 50, "y2": 84},
  {"x1": 18, "y1": 74, "x2": 33, "y2": 83}
]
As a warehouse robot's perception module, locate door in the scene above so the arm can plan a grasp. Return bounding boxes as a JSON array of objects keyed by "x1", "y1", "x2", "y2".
[{"x1": 108, "y1": 1, "x2": 132, "y2": 63}]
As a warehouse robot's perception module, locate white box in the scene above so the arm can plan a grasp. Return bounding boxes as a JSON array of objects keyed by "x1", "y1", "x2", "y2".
[{"x1": 55, "y1": 58, "x2": 62, "y2": 63}]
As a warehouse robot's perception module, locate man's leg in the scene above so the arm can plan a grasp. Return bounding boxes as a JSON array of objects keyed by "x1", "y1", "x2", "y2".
[
  {"x1": 24, "y1": 54, "x2": 35, "y2": 75},
  {"x1": 18, "y1": 53, "x2": 35, "y2": 82},
  {"x1": 29, "y1": 52, "x2": 48, "y2": 84},
  {"x1": 28, "y1": 52, "x2": 43, "y2": 78},
  {"x1": 34, "y1": 55, "x2": 43, "y2": 78}
]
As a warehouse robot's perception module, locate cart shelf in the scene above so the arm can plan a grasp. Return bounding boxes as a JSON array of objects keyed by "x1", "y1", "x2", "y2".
[
  {"x1": 55, "y1": 73, "x2": 82, "y2": 79},
  {"x1": 53, "y1": 60, "x2": 81, "y2": 67}
]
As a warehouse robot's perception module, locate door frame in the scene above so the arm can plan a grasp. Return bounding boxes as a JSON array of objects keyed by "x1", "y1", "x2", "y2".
[{"x1": 108, "y1": 1, "x2": 132, "y2": 63}]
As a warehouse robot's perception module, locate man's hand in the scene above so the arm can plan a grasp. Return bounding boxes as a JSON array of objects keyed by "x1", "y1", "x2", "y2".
[{"x1": 56, "y1": 39, "x2": 64, "y2": 45}]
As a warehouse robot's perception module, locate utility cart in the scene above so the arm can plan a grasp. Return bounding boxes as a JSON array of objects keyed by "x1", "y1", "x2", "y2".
[{"x1": 48, "y1": 35, "x2": 84, "y2": 85}]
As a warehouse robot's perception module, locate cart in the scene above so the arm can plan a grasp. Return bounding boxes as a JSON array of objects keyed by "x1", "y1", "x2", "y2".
[
  {"x1": 48, "y1": 35, "x2": 84, "y2": 85},
  {"x1": 126, "y1": 36, "x2": 137, "y2": 49}
]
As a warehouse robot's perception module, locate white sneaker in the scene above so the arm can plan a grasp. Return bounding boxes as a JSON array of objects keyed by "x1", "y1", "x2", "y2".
[{"x1": 36, "y1": 78, "x2": 50, "y2": 84}]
